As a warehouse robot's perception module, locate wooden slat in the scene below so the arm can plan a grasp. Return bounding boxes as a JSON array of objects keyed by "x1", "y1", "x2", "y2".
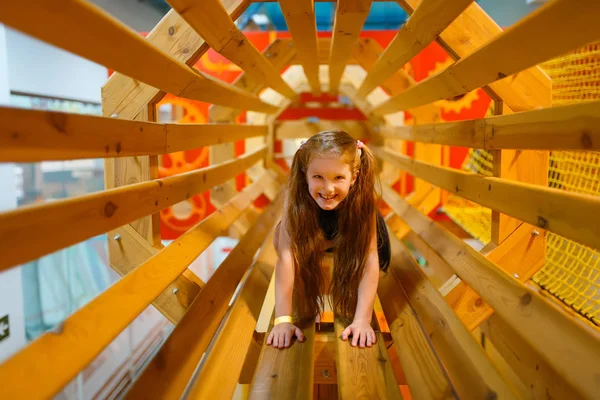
[
  {"x1": 396, "y1": 0, "x2": 551, "y2": 113},
  {"x1": 357, "y1": 0, "x2": 473, "y2": 97},
  {"x1": 386, "y1": 226, "x2": 517, "y2": 399},
  {"x1": 126, "y1": 193, "x2": 283, "y2": 399},
  {"x1": 373, "y1": 146, "x2": 600, "y2": 252},
  {"x1": 378, "y1": 246, "x2": 458, "y2": 400},
  {"x1": 333, "y1": 318, "x2": 403, "y2": 399},
  {"x1": 209, "y1": 38, "x2": 298, "y2": 122},
  {"x1": 276, "y1": 120, "x2": 370, "y2": 140},
  {"x1": 249, "y1": 324, "x2": 316, "y2": 399},
  {"x1": 0, "y1": 174, "x2": 274, "y2": 399},
  {"x1": 404, "y1": 230, "x2": 455, "y2": 288},
  {"x1": 107, "y1": 224, "x2": 202, "y2": 324},
  {"x1": 0, "y1": 1, "x2": 276, "y2": 113},
  {"x1": 378, "y1": 100, "x2": 600, "y2": 150},
  {"x1": 381, "y1": 185, "x2": 600, "y2": 398},
  {"x1": 102, "y1": 0, "x2": 248, "y2": 120},
  {"x1": 166, "y1": 0, "x2": 296, "y2": 98},
  {"x1": 0, "y1": 106, "x2": 268, "y2": 161},
  {"x1": 328, "y1": 0, "x2": 373, "y2": 92},
  {"x1": 279, "y1": 0, "x2": 321, "y2": 93},
  {"x1": 373, "y1": 0, "x2": 600, "y2": 115},
  {"x1": 481, "y1": 313, "x2": 581, "y2": 399},
  {"x1": 185, "y1": 229, "x2": 278, "y2": 398},
  {"x1": 0, "y1": 147, "x2": 265, "y2": 272}
]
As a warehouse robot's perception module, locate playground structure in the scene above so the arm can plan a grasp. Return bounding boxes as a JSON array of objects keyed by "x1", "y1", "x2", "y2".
[{"x1": 1, "y1": 0, "x2": 600, "y2": 399}]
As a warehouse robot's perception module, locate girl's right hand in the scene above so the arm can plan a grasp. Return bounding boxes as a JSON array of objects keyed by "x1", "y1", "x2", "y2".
[{"x1": 266, "y1": 323, "x2": 306, "y2": 349}]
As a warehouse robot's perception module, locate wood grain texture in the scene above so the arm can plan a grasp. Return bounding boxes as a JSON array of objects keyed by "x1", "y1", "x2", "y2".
[
  {"x1": 395, "y1": 0, "x2": 551, "y2": 113},
  {"x1": 166, "y1": 0, "x2": 296, "y2": 98},
  {"x1": 357, "y1": 0, "x2": 473, "y2": 97},
  {"x1": 126, "y1": 193, "x2": 283, "y2": 400},
  {"x1": 374, "y1": 146, "x2": 600, "y2": 252},
  {"x1": 334, "y1": 319, "x2": 403, "y2": 399},
  {"x1": 186, "y1": 229, "x2": 278, "y2": 399},
  {"x1": 374, "y1": 0, "x2": 599, "y2": 115},
  {"x1": 381, "y1": 185, "x2": 600, "y2": 398},
  {"x1": 0, "y1": 174, "x2": 273, "y2": 399},
  {"x1": 0, "y1": 147, "x2": 265, "y2": 272}
]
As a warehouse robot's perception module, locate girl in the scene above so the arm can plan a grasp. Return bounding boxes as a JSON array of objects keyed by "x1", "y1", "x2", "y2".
[{"x1": 267, "y1": 130, "x2": 391, "y2": 349}]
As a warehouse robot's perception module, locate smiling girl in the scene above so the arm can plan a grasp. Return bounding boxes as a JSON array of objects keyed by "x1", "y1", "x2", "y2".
[{"x1": 267, "y1": 130, "x2": 391, "y2": 349}]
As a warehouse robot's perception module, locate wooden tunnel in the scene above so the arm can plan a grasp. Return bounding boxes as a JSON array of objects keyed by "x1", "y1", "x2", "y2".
[{"x1": 1, "y1": 0, "x2": 600, "y2": 399}]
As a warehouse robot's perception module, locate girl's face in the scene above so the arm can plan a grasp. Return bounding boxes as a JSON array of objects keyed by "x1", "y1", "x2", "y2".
[{"x1": 306, "y1": 155, "x2": 356, "y2": 210}]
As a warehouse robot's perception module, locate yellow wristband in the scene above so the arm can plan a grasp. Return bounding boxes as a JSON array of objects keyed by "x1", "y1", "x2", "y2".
[{"x1": 274, "y1": 316, "x2": 293, "y2": 326}]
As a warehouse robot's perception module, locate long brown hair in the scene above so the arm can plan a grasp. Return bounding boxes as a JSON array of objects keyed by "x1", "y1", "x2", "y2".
[{"x1": 286, "y1": 130, "x2": 379, "y2": 322}]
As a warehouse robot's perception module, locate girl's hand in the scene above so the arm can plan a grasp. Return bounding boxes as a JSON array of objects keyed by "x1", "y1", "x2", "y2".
[
  {"x1": 267, "y1": 323, "x2": 306, "y2": 349},
  {"x1": 341, "y1": 320, "x2": 377, "y2": 348}
]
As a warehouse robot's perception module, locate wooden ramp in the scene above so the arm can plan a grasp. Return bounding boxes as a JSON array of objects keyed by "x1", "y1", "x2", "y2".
[{"x1": 1, "y1": 0, "x2": 600, "y2": 399}]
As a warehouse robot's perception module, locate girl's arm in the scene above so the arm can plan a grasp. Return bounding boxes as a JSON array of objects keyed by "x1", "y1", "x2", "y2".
[
  {"x1": 341, "y1": 216, "x2": 380, "y2": 347},
  {"x1": 267, "y1": 217, "x2": 305, "y2": 348}
]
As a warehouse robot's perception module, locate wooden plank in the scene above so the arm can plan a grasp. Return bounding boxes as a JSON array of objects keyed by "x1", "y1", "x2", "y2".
[
  {"x1": 446, "y1": 223, "x2": 547, "y2": 331},
  {"x1": 289, "y1": 37, "x2": 357, "y2": 66},
  {"x1": 373, "y1": 0, "x2": 600, "y2": 115},
  {"x1": 0, "y1": 147, "x2": 265, "y2": 272},
  {"x1": 249, "y1": 324, "x2": 316, "y2": 399},
  {"x1": 385, "y1": 227, "x2": 518, "y2": 399},
  {"x1": 166, "y1": 0, "x2": 296, "y2": 98},
  {"x1": 107, "y1": 224, "x2": 202, "y2": 324},
  {"x1": 0, "y1": 175, "x2": 273, "y2": 399},
  {"x1": 381, "y1": 185, "x2": 600, "y2": 399},
  {"x1": 373, "y1": 146, "x2": 600, "y2": 252},
  {"x1": 378, "y1": 99, "x2": 600, "y2": 150},
  {"x1": 328, "y1": 0, "x2": 373, "y2": 92},
  {"x1": 185, "y1": 229, "x2": 278, "y2": 399},
  {"x1": 126, "y1": 194, "x2": 283, "y2": 400},
  {"x1": 278, "y1": 0, "x2": 321, "y2": 93},
  {"x1": 102, "y1": 0, "x2": 248, "y2": 120},
  {"x1": 0, "y1": 1, "x2": 277, "y2": 113},
  {"x1": 0, "y1": 106, "x2": 268, "y2": 161},
  {"x1": 395, "y1": 0, "x2": 551, "y2": 113},
  {"x1": 209, "y1": 38, "x2": 298, "y2": 122},
  {"x1": 404, "y1": 230, "x2": 455, "y2": 288},
  {"x1": 276, "y1": 120, "x2": 370, "y2": 140},
  {"x1": 357, "y1": 0, "x2": 473, "y2": 97},
  {"x1": 378, "y1": 248, "x2": 458, "y2": 400},
  {"x1": 481, "y1": 313, "x2": 582, "y2": 400},
  {"x1": 333, "y1": 318, "x2": 403, "y2": 399}
]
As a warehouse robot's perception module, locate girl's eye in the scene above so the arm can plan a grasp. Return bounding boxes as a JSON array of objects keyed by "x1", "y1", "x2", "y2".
[
  {"x1": 336, "y1": 176, "x2": 345, "y2": 180},
  {"x1": 313, "y1": 175, "x2": 322, "y2": 179}
]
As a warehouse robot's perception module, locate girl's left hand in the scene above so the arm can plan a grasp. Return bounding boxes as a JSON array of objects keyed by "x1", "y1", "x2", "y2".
[{"x1": 340, "y1": 320, "x2": 377, "y2": 348}]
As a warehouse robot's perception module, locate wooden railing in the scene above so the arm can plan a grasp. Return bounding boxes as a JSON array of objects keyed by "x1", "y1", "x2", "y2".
[{"x1": 1, "y1": 0, "x2": 599, "y2": 399}]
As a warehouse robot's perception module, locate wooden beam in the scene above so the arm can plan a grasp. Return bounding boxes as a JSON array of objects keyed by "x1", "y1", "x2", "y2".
[
  {"x1": 185, "y1": 229, "x2": 278, "y2": 399},
  {"x1": 386, "y1": 228, "x2": 517, "y2": 399},
  {"x1": 381, "y1": 185, "x2": 600, "y2": 399},
  {"x1": 289, "y1": 37, "x2": 358, "y2": 66},
  {"x1": 0, "y1": 106, "x2": 268, "y2": 161},
  {"x1": 102, "y1": 0, "x2": 249, "y2": 120},
  {"x1": 275, "y1": 120, "x2": 370, "y2": 140},
  {"x1": 278, "y1": 0, "x2": 321, "y2": 93},
  {"x1": 395, "y1": 0, "x2": 551, "y2": 113},
  {"x1": 107, "y1": 224, "x2": 202, "y2": 324},
  {"x1": 481, "y1": 313, "x2": 581, "y2": 400},
  {"x1": 0, "y1": 175, "x2": 273, "y2": 399},
  {"x1": 126, "y1": 194, "x2": 283, "y2": 400},
  {"x1": 165, "y1": 0, "x2": 296, "y2": 98},
  {"x1": 333, "y1": 318, "x2": 403, "y2": 399},
  {"x1": 374, "y1": 0, "x2": 600, "y2": 115},
  {"x1": 445, "y1": 223, "x2": 547, "y2": 331},
  {"x1": 357, "y1": 0, "x2": 473, "y2": 97},
  {"x1": 0, "y1": 1, "x2": 277, "y2": 113},
  {"x1": 373, "y1": 146, "x2": 600, "y2": 252},
  {"x1": 0, "y1": 147, "x2": 265, "y2": 272},
  {"x1": 404, "y1": 230, "x2": 455, "y2": 288},
  {"x1": 378, "y1": 99, "x2": 600, "y2": 150},
  {"x1": 209, "y1": 39, "x2": 298, "y2": 122},
  {"x1": 328, "y1": 0, "x2": 373, "y2": 92},
  {"x1": 378, "y1": 246, "x2": 458, "y2": 400},
  {"x1": 249, "y1": 324, "x2": 316, "y2": 399}
]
